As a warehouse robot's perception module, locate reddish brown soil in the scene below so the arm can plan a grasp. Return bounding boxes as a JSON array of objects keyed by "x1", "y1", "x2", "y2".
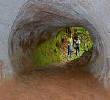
[{"x1": 0, "y1": 67, "x2": 110, "y2": 100}]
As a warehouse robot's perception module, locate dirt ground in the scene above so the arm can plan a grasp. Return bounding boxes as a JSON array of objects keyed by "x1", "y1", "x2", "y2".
[{"x1": 0, "y1": 67, "x2": 110, "y2": 100}]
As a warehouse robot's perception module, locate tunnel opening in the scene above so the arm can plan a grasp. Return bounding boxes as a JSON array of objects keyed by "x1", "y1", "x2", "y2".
[
  {"x1": 9, "y1": 24, "x2": 96, "y2": 74},
  {"x1": 30, "y1": 26, "x2": 93, "y2": 68},
  {"x1": 8, "y1": 0, "x2": 104, "y2": 78}
]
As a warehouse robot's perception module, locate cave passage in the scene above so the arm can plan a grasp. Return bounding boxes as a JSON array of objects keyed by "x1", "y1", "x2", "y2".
[
  {"x1": 8, "y1": 0, "x2": 104, "y2": 77},
  {"x1": 31, "y1": 27, "x2": 93, "y2": 67},
  {"x1": 4, "y1": 1, "x2": 110, "y2": 99}
]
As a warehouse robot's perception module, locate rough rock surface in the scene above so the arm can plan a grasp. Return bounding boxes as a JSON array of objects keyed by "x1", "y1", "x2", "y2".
[{"x1": 0, "y1": 0, "x2": 110, "y2": 87}]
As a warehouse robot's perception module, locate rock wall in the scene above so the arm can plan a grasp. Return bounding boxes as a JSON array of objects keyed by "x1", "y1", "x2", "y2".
[
  {"x1": 0, "y1": 0, "x2": 27, "y2": 79},
  {"x1": 0, "y1": 0, "x2": 110, "y2": 87}
]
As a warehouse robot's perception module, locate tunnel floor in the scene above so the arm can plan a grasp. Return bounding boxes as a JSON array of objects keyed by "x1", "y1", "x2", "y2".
[{"x1": 0, "y1": 66, "x2": 110, "y2": 100}]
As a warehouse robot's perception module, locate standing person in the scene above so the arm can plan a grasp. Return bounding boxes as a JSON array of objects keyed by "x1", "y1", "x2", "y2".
[
  {"x1": 75, "y1": 36, "x2": 81, "y2": 56},
  {"x1": 67, "y1": 34, "x2": 73, "y2": 59},
  {"x1": 73, "y1": 29, "x2": 78, "y2": 55}
]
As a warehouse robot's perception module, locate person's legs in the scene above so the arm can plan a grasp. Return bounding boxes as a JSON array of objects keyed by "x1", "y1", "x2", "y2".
[
  {"x1": 69, "y1": 50, "x2": 71, "y2": 58},
  {"x1": 78, "y1": 45, "x2": 80, "y2": 55},
  {"x1": 76, "y1": 47, "x2": 78, "y2": 56},
  {"x1": 68, "y1": 45, "x2": 70, "y2": 56},
  {"x1": 69, "y1": 45, "x2": 73, "y2": 58},
  {"x1": 67, "y1": 45, "x2": 70, "y2": 60}
]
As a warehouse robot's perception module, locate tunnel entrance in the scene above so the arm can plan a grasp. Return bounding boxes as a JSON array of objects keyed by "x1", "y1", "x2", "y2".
[
  {"x1": 9, "y1": 24, "x2": 94, "y2": 74},
  {"x1": 8, "y1": 0, "x2": 104, "y2": 76},
  {"x1": 31, "y1": 27, "x2": 93, "y2": 68}
]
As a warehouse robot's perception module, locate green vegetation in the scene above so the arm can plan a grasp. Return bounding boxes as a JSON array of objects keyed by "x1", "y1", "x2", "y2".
[
  {"x1": 31, "y1": 27, "x2": 93, "y2": 67},
  {"x1": 73, "y1": 27, "x2": 93, "y2": 51},
  {"x1": 31, "y1": 32, "x2": 63, "y2": 67}
]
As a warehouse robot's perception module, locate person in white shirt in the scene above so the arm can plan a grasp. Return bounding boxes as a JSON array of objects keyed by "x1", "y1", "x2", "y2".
[{"x1": 75, "y1": 36, "x2": 80, "y2": 56}]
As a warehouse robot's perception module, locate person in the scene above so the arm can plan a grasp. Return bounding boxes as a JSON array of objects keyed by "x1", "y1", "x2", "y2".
[
  {"x1": 73, "y1": 29, "x2": 78, "y2": 53},
  {"x1": 75, "y1": 36, "x2": 80, "y2": 56},
  {"x1": 67, "y1": 34, "x2": 73, "y2": 58}
]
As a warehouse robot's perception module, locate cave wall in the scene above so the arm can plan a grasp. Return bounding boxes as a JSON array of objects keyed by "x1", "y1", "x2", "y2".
[
  {"x1": 0, "y1": 0, "x2": 27, "y2": 79},
  {"x1": 0, "y1": 0, "x2": 110, "y2": 87}
]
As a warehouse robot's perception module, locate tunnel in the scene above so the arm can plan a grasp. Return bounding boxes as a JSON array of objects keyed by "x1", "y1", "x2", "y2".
[{"x1": 8, "y1": 0, "x2": 109, "y2": 87}]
